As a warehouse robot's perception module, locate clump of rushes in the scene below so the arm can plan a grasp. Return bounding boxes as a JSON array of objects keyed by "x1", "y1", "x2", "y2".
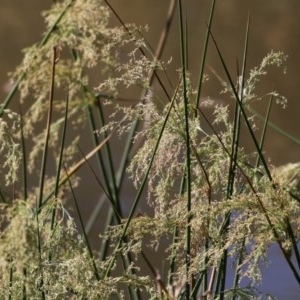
[{"x1": 0, "y1": 0, "x2": 299, "y2": 299}]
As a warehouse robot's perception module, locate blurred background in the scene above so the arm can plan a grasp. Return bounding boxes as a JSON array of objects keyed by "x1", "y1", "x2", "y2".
[{"x1": 1, "y1": 0, "x2": 299, "y2": 298}]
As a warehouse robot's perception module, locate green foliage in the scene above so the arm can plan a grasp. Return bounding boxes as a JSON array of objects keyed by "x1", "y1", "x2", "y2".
[{"x1": 0, "y1": 0, "x2": 300, "y2": 299}]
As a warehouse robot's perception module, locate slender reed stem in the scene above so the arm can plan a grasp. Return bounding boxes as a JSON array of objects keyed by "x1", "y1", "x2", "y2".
[
  {"x1": 37, "y1": 46, "x2": 60, "y2": 209},
  {"x1": 178, "y1": 1, "x2": 192, "y2": 297}
]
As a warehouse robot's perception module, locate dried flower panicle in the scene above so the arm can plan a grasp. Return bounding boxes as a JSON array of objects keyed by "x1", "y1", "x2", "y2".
[
  {"x1": 1, "y1": 0, "x2": 298, "y2": 298},
  {"x1": 0, "y1": 109, "x2": 21, "y2": 186}
]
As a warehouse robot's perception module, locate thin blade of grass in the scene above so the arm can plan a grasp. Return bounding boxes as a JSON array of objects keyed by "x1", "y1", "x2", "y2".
[
  {"x1": 37, "y1": 47, "x2": 60, "y2": 209},
  {"x1": 86, "y1": 104, "x2": 113, "y2": 198},
  {"x1": 76, "y1": 144, "x2": 121, "y2": 222},
  {"x1": 0, "y1": 73, "x2": 25, "y2": 118},
  {"x1": 255, "y1": 88, "x2": 273, "y2": 168},
  {"x1": 35, "y1": 198, "x2": 46, "y2": 299},
  {"x1": 54, "y1": 92, "x2": 69, "y2": 198},
  {"x1": 19, "y1": 102, "x2": 28, "y2": 201},
  {"x1": 195, "y1": 0, "x2": 216, "y2": 110},
  {"x1": 228, "y1": 14, "x2": 250, "y2": 297},
  {"x1": 209, "y1": 27, "x2": 273, "y2": 183},
  {"x1": 96, "y1": 100, "x2": 120, "y2": 208},
  {"x1": 63, "y1": 164, "x2": 100, "y2": 280},
  {"x1": 49, "y1": 92, "x2": 69, "y2": 238},
  {"x1": 178, "y1": 0, "x2": 193, "y2": 297},
  {"x1": 248, "y1": 106, "x2": 300, "y2": 146}
]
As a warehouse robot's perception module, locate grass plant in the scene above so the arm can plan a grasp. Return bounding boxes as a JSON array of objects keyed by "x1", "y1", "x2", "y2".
[{"x1": 0, "y1": 0, "x2": 300, "y2": 299}]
